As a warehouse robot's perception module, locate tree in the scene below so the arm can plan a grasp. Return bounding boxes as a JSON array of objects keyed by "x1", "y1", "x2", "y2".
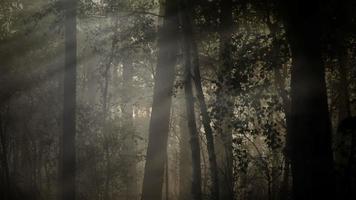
[
  {"x1": 180, "y1": 1, "x2": 202, "y2": 199},
  {"x1": 280, "y1": 1, "x2": 335, "y2": 199},
  {"x1": 178, "y1": 99, "x2": 192, "y2": 200},
  {"x1": 331, "y1": 1, "x2": 353, "y2": 199},
  {"x1": 182, "y1": 2, "x2": 220, "y2": 199},
  {"x1": 0, "y1": 105, "x2": 11, "y2": 200},
  {"x1": 192, "y1": 30, "x2": 220, "y2": 200},
  {"x1": 141, "y1": 0, "x2": 179, "y2": 199},
  {"x1": 61, "y1": 0, "x2": 77, "y2": 199}
]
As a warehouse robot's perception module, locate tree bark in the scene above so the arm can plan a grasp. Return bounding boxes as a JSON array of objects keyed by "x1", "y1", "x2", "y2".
[
  {"x1": 141, "y1": 0, "x2": 179, "y2": 199},
  {"x1": 61, "y1": 0, "x2": 77, "y2": 199},
  {"x1": 178, "y1": 98, "x2": 192, "y2": 200},
  {"x1": 179, "y1": 1, "x2": 220, "y2": 199},
  {"x1": 347, "y1": 118, "x2": 356, "y2": 200},
  {"x1": 334, "y1": 43, "x2": 352, "y2": 200},
  {"x1": 282, "y1": 1, "x2": 336, "y2": 199},
  {"x1": 332, "y1": 2, "x2": 353, "y2": 199},
  {"x1": 0, "y1": 105, "x2": 11, "y2": 200},
  {"x1": 181, "y1": 9, "x2": 202, "y2": 199},
  {"x1": 165, "y1": 152, "x2": 169, "y2": 200},
  {"x1": 191, "y1": 24, "x2": 220, "y2": 200},
  {"x1": 337, "y1": 49, "x2": 351, "y2": 122}
]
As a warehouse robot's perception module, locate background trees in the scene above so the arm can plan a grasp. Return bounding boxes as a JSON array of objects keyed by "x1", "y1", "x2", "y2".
[{"x1": 0, "y1": 0, "x2": 356, "y2": 200}]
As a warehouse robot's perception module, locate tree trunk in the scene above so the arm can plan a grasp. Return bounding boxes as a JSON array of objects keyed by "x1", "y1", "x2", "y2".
[
  {"x1": 141, "y1": 0, "x2": 179, "y2": 198},
  {"x1": 178, "y1": 99, "x2": 192, "y2": 200},
  {"x1": 334, "y1": 42, "x2": 352, "y2": 200},
  {"x1": 61, "y1": 0, "x2": 77, "y2": 199},
  {"x1": 347, "y1": 118, "x2": 356, "y2": 200},
  {"x1": 334, "y1": 0, "x2": 352, "y2": 123},
  {"x1": 181, "y1": 7, "x2": 202, "y2": 198},
  {"x1": 216, "y1": 0, "x2": 234, "y2": 199},
  {"x1": 273, "y1": 56, "x2": 292, "y2": 200},
  {"x1": 332, "y1": 2, "x2": 353, "y2": 198},
  {"x1": 191, "y1": 23, "x2": 220, "y2": 200},
  {"x1": 0, "y1": 105, "x2": 11, "y2": 200},
  {"x1": 335, "y1": 117, "x2": 356, "y2": 199},
  {"x1": 165, "y1": 152, "x2": 169, "y2": 200},
  {"x1": 179, "y1": 1, "x2": 220, "y2": 199},
  {"x1": 337, "y1": 49, "x2": 351, "y2": 122},
  {"x1": 282, "y1": 1, "x2": 336, "y2": 199}
]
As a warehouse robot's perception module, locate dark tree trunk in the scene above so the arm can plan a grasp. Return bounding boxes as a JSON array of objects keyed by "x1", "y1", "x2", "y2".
[
  {"x1": 335, "y1": 117, "x2": 356, "y2": 200},
  {"x1": 61, "y1": 0, "x2": 77, "y2": 199},
  {"x1": 332, "y1": 2, "x2": 353, "y2": 199},
  {"x1": 334, "y1": 43, "x2": 352, "y2": 200},
  {"x1": 191, "y1": 24, "x2": 220, "y2": 200},
  {"x1": 165, "y1": 152, "x2": 169, "y2": 200},
  {"x1": 348, "y1": 119, "x2": 356, "y2": 200},
  {"x1": 334, "y1": 0, "x2": 352, "y2": 123},
  {"x1": 181, "y1": 6, "x2": 202, "y2": 198},
  {"x1": 179, "y1": 1, "x2": 220, "y2": 199},
  {"x1": 0, "y1": 105, "x2": 11, "y2": 200},
  {"x1": 282, "y1": 1, "x2": 336, "y2": 199},
  {"x1": 141, "y1": 0, "x2": 179, "y2": 199},
  {"x1": 216, "y1": 0, "x2": 234, "y2": 199},
  {"x1": 336, "y1": 48, "x2": 351, "y2": 122}
]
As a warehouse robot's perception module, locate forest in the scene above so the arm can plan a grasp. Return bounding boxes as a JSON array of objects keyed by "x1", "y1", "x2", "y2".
[{"x1": 0, "y1": 0, "x2": 356, "y2": 200}]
